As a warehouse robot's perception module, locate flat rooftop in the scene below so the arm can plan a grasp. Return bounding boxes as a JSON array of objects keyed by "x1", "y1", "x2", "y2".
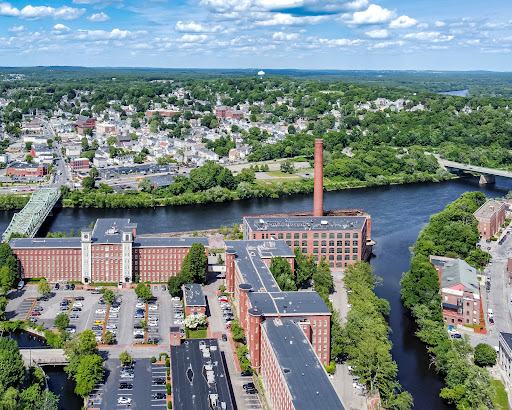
[
  {"x1": 474, "y1": 199, "x2": 504, "y2": 219},
  {"x1": 183, "y1": 283, "x2": 206, "y2": 307},
  {"x1": 261, "y1": 318, "x2": 344, "y2": 410},
  {"x1": 225, "y1": 240, "x2": 294, "y2": 293},
  {"x1": 133, "y1": 237, "x2": 209, "y2": 248},
  {"x1": 171, "y1": 339, "x2": 234, "y2": 410},
  {"x1": 244, "y1": 216, "x2": 366, "y2": 232},
  {"x1": 247, "y1": 291, "x2": 331, "y2": 316},
  {"x1": 10, "y1": 237, "x2": 82, "y2": 248}
]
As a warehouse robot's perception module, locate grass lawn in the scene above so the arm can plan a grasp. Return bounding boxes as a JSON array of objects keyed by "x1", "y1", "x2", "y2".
[
  {"x1": 187, "y1": 328, "x2": 207, "y2": 338},
  {"x1": 264, "y1": 170, "x2": 297, "y2": 177},
  {"x1": 491, "y1": 380, "x2": 508, "y2": 410}
]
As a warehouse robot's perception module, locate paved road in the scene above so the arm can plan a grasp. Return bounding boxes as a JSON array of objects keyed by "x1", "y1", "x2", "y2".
[{"x1": 437, "y1": 158, "x2": 512, "y2": 179}]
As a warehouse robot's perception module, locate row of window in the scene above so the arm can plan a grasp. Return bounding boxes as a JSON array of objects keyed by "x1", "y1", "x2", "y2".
[
  {"x1": 278, "y1": 232, "x2": 359, "y2": 240},
  {"x1": 289, "y1": 243, "x2": 359, "y2": 254}
]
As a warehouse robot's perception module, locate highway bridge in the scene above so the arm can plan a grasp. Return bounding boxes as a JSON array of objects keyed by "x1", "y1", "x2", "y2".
[
  {"x1": 19, "y1": 348, "x2": 68, "y2": 367},
  {"x1": 2, "y1": 188, "x2": 61, "y2": 242},
  {"x1": 437, "y1": 158, "x2": 512, "y2": 184}
]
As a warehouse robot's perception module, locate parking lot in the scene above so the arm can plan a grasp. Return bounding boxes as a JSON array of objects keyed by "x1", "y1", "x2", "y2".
[{"x1": 93, "y1": 358, "x2": 168, "y2": 409}]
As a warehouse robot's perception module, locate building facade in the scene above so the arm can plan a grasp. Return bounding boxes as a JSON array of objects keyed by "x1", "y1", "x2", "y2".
[
  {"x1": 70, "y1": 158, "x2": 90, "y2": 172},
  {"x1": 431, "y1": 256, "x2": 481, "y2": 326},
  {"x1": 243, "y1": 216, "x2": 372, "y2": 270},
  {"x1": 10, "y1": 219, "x2": 209, "y2": 284},
  {"x1": 474, "y1": 199, "x2": 506, "y2": 239},
  {"x1": 6, "y1": 163, "x2": 49, "y2": 176},
  {"x1": 499, "y1": 332, "x2": 512, "y2": 381}
]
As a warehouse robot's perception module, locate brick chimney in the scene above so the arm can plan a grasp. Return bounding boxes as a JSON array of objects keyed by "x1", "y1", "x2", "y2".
[{"x1": 313, "y1": 139, "x2": 324, "y2": 217}]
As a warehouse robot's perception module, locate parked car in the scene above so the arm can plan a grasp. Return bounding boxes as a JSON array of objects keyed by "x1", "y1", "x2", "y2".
[
  {"x1": 153, "y1": 378, "x2": 166, "y2": 385},
  {"x1": 490, "y1": 317, "x2": 495, "y2": 324},
  {"x1": 135, "y1": 303, "x2": 145, "y2": 309},
  {"x1": 106, "y1": 324, "x2": 117, "y2": 329},
  {"x1": 120, "y1": 373, "x2": 134, "y2": 379},
  {"x1": 73, "y1": 302, "x2": 83, "y2": 308},
  {"x1": 71, "y1": 307, "x2": 81, "y2": 312},
  {"x1": 70, "y1": 284, "x2": 75, "y2": 290},
  {"x1": 110, "y1": 313, "x2": 118, "y2": 318},
  {"x1": 75, "y1": 296, "x2": 84, "y2": 301},
  {"x1": 33, "y1": 306, "x2": 43, "y2": 312},
  {"x1": 243, "y1": 382, "x2": 255, "y2": 390},
  {"x1": 222, "y1": 334, "x2": 227, "y2": 341},
  {"x1": 246, "y1": 388, "x2": 258, "y2": 394},
  {"x1": 451, "y1": 333, "x2": 462, "y2": 339},
  {"x1": 69, "y1": 314, "x2": 79, "y2": 319},
  {"x1": 134, "y1": 334, "x2": 144, "y2": 339},
  {"x1": 133, "y1": 330, "x2": 144, "y2": 336},
  {"x1": 153, "y1": 392, "x2": 166, "y2": 399},
  {"x1": 160, "y1": 285, "x2": 166, "y2": 291},
  {"x1": 92, "y1": 325, "x2": 103, "y2": 330},
  {"x1": 148, "y1": 305, "x2": 158, "y2": 311},
  {"x1": 54, "y1": 283, "x2": 60, "y2": 290},
  {"x1": 94, "y1": 320, "x2": 104, "y2": 325},
  {"x1": 95, "y1": 309, "x2": 106, "y2": 314},
  {"x1": 171, "y1": 297, "x2": 180, "y2": 302},
  {"x1": 119, "y1": 383, "x2": 132, "y2": 389},
  {"x1": 65, "y1": 327, "x2": 76, "y2": 333},
  {"x1": 118, "y1": 397, "x2": 132, "y2": 405},
  {"x1": 148, "y1": 321, "x2": 158, "y2": 327},
  {"x1": 31, "y1": 311, "x2": 41, "y2": 316}
]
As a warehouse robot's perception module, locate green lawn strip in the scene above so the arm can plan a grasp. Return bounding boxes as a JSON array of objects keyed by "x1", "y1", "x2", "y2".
[{"x1": 491, "y1": 380, "x2": 508, "y2": 410}]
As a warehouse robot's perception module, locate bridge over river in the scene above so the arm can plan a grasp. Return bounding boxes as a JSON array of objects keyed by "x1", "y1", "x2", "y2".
[
  {"x1": 19, "y1": 348, "x2": 68, "y2": 367},
  {"x1": 2, "y1": 188, "x2": 60, "y2": 242},
  {"x1": 437, "y1": 158, "x2": 512, "y2": 184}
]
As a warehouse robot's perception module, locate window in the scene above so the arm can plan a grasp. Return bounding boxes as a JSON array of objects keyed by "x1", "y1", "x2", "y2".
[
  {"x1": 345, "y1": 255, "x2": 350, "y2": 260},
  {"x1": 321, "y1": 248, "x2": 326, "y2": 254},
  {"x1": 444, "y1": 296, "x2": 448, "y2": 301},
  {"x1": 466, "y1": 319, "x2": 469, "y2": 324},
  {"x1": 329, "y1": 255, "x2": 334, "y2": 260},
  {"x1": 329, "y1": 263, "x2": 334, "y2": 268},
  {"x1": 345, "y1": 248, "x2": 350, "y2": 254},
  {"x1": 313, "y1": 248, "x2": 318, "y2": 254},
  {"x1": 352, "y1": 255, "x2": 358, "y2": 260},
  {"x1": 321, "y1": 240, "x2": 326, "y2": 246},
  {"x1": 286, "y1": 241, "x2": 292, "y2": 246},
  {"x1": 353, "y1": 240, "x2": 358, "y2": 246},
  {"x1": 329, "y1": 241, "x2": 334, "y2": 246},
  {"x1": 321, "y1": 233, "x2": 326, "y2": 239},
  {"x1": 302, "y1": 248, "x2": 307, "y2": 254},
  {"x1": 302, "y1": 233, "x2": 307, "y2": 239},
  {"x1": 337, "y1": 233, "x2": 343, "y2": 238},
  {"x1": 345, "y1": 241, "x2": 351, "y2": 246},
  {"x1": 278, "y1": 233, "x2": 283, "y2": 239},
  {"x1": 337, "y1": 255, "x2": 342, "y2": 260},
  {"x1": 286, "y1": 233, "x2": 291, "y2": 239},
  {"x1": 329, "y1": 233, "x2": 334, "y2": 239},
  {"x1": 466, "y1": 302, "x2": 469, "y2": 307},
  {"x1": 353, "y1": 233, "x2": 358, "y2": 239},
  {"x1": 353, "y1": 248, "x2": 358, "y2": 254},
  {"x1": 337, "y1": 248, "x2": 342, "y2": 254},
  {"x1": 337, "y1": 241, "x2": 342, "y2": 246},
  {"x1": 329, "y1": 248, "x2": 334, "y2": 254},
  {"x1": 294, "y1": 233, "x2": 299, "y2": 239},
  {"x1": 302, "y1": 241, "x2": 307, "y2": 247},
  {"x1": 314, "y1": 233, "x2": 319, "y2": 239},
  {"x1": 345, "y1": 233, "x2": 350, "y2": 238},
  {"x1": 314, "y1": 240, "x2": 319, "y2": 246},
  {"x1": 336, "y1": 262, "x2": 342, "y2": 268},
  {"x1": 294, "y1": 241, "x2": 299, "y2": 246}
]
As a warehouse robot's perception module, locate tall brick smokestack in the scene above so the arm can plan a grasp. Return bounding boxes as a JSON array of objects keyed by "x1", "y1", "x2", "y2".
[{"x1": 313, "y1": 139, "x2": 324, "y2": 217}]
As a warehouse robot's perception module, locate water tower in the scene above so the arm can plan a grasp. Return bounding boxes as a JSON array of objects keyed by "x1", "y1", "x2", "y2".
[{"x1": 257, "y1": 70, "x2": 265, "y2": 80}]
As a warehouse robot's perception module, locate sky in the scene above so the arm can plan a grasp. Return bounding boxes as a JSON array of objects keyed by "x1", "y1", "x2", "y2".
[{"x1": 0, "y1": 0, "x2": 511, "y2": 70}]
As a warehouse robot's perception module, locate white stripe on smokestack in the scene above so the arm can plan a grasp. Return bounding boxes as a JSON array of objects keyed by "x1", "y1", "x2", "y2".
[{"x1": 313, "y1": 139, "x2": 323, "y2": 217}]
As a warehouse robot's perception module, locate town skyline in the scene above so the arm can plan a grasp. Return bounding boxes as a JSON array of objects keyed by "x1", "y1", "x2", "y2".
[{"x1": 0, "y1": 0, "x2": 510, "y2": 70}]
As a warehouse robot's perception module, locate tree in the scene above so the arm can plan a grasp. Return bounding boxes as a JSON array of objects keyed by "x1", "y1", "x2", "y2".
[
  {"x1": 81, "y1": 176, "x2": 95, "y2": 190},
  {"x1": 25, "y1": 142, "x2": 32, "y2": 151},
  {"x1": 103, "y1": 331, "x2": 115, "y2": 345},
  {"x1": 0, "y1": 346, "x2": 24, "y2": 389},
  {"x1": 54, "y1": 313, "x2": 70, "y2": 332},
  {"x1": 107, "y1": 136, "x2": 117, "y2": 146},
  {"x1": 81, "y1": 137, "x2": 89, "y2": 151},
  {"x1": 131, "y1": 118, "x2": 140, "y2": 129},
  {"x1": 280, "y1": 159, "x2": 294, "y2": 173},
  {"x1": 313, "y1": 257, "x2": 334, "y2": 298},
  {"x1": 46, "y1": 139, "x2": 53, "y2": 148},
  {"x1": 230, "y1": 319, "x2": 245, "y2": 343},
  {"x1": 474, "y1": 343, "x2": 497, "y2": 367},
  {"x1": 179, "y1": 243, "x2": 208, "y2": 284},
  {"x1": 119, "y1": 351, "x2": 132, "y2": 365},
  {"x1": 100, "y1": 289, "x2": 115, "y2": 305},
  {"x1": 269, "y1": 256, "x2": 296, "y2": 291},
  {"x1": 73, "y1": 354, "x2": 103, "y2": 398},
  {"x1": 184, "y1": 313, "x2": 207, "y2": 329},
  {"x1": 89, "y1": 167, "x2": 99, "y2": 179},
  {"x1": 140, "y1": 320, "x2": 148, "y2": 329},
  {"x1": 135, "y1": 283, "x2": 153, "y2": 301},
  {"x1": 0, "y1": 265, "x2": 16, "y2": 294},
  {"x1": 83, "y1": 128, "x2": 93, "y2": 137},
  {"x1": 25, "y1": 154, "x2": 33, "y2": 163},
  {"x1": 138, "y1": 178, "x2": 153, "y2": 193},
  {"x1": 294, "y1": 249, "x2": 315, "y2": 288}
]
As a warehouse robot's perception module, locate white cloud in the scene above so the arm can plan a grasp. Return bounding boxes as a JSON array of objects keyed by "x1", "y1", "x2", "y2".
[
  {"x1": 7, "y1": 24, "x2": 24, "y2": 32},
  {"x1": 434, "y1": 21, "x2": 445, "y2": 27},
  {"x1": 316, "y1": 37, "x2": 361, "y2": 46},
  {"x1": 178, "y1": 34, "x2": 209, "y2": 42},
  {"x1": 199, "y1": 0, "x2": 368, "y2": 13},
  {"x1": 254, "y1": 13, "x2": 326, "y2": 26},
  {"x1": 88, "y1": 12, "x2": 110, "y2": 22},
  {"x1": 365, "y1": 29, "x2": 388, "y2": 38},
  {"x1": 52, "y1": 24, "x2": 71, "y2": 32},
  {"x1": 346, "y1": 4, "x2": 395, "y2": 25},
  {"x1": 175, "y1": 21, "x2": 222, "y2": 33},
  {"x1": 404, "y1": 32, "x2": 454, "y2": 42},
  {"x1": 76, "y1": 28, "x2": 144, "y2": 41},
  {"x1": 370, "y1": 40, "x2": 404, "y2": 49},
  {"x1": 272, "y1": 31, "x2": 299, "y2": 40},
  {"x1": 72, "y1": 0, "x2": 123, "y2": 4},
  {"x1": 343, "y1": 0, "x2": 368, "y2": 11},
  {"x1": 389, "y1": 15, "x2": 417, "y2": 28},
  {"x1": 0, "y1": 3, "x2": 85, "y2": 20}
]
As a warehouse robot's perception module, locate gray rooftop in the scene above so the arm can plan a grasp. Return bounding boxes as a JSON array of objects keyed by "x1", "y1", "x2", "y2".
[
  {"x1": 501, "y1": 332, "x2": 512, "y2": 350},
  {"x1": 91, "y1": 218, "x2": 136, "y2": 244},
  {"x1": 183, "y1": 283, "x2": 206, "y2": 307},
  {"x1": 247, "y1": 291, "x2": 331, "y2": 316},
  {"x1": 261, "y1": 318, "x2": 344, "y2": 410},
  {"x1": 10, "y1": 237, "x2": 81, "y2": 248},
  {"x1": 225, "y1": 240, "x2": 294, "y2": 293},
  {"x1": 171, "y1": 339, "x2": 234, "y2": 410},
  {"x1": 133, "y1": 237, "x2": 209, "y2": 248},
  {"x1": 439, "y1": 258, "x2": 480, "y2": 294},
  {"x1": 474, "y1": 199, "x2": 504, "y2": 219},
  {"x1": 244, "y1": 216, "x2": 366, "y2": 232},
  {"x1": 149, "y1": 174, "x2": 175, "y2": 187}
]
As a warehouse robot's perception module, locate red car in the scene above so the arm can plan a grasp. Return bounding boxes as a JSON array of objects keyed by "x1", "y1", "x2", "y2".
[{"x1": 31, "y1": 311, "x2": 41, "y2": 316}]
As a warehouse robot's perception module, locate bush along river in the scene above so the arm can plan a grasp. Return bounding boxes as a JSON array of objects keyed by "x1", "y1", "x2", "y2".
[{"x1": 3, "y1": 175, "x2": 512, "y2": 409}]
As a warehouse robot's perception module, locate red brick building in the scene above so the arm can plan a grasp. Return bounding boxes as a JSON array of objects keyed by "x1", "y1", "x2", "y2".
[
  {"x1": 182, "y1": 283, "x2": 206, "y2": 316},
  {"x1": 75, "y1": 116, "x2": 96, "y2": 134},
  {"x1": 214, "y1": 106, "x2": 244, "y2": 119},
  {"x1": 145, "y1": 109, "x2": 179, "y2": 117},
  {"x1": 431, "y1": 256, "x2": 482, "y2": 327},
  {"x1": 6, "y1": 163, "x2": 49, "y2": 176},
  {"x1": 474, "y1": 199, "x2": 506, "y2": 239},
  {"x1": 10, "y1": 219, "x2": 209, "y2": 284},
  {"x1": 70, "y1": 158, "x2": 90, "y2": 172}
]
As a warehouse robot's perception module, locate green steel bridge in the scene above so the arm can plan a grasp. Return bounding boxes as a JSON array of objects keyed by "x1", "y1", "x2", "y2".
[{"x1": 2, "y1": 188, "x2": 61, "y2": 242}]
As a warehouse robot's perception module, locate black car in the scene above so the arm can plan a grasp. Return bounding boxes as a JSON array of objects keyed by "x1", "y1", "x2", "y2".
[
  {"x1": 54, "y1": 283, "x2": 60, "y2": 290},
  {"x1": 152, "y1": 393, "x2": 166, "y2": 399},
  {"x1": 119, "y1": 383, "x2": 132, "y2": 389},
  {"x1": 75, "y1": 296, "x2": 84, "y2": 301},
  {"x1": 221, "y1": 334, "x2": 227, "y2": 341},
  {"x1": 243, "y1": 383, "x2": 255, "y2": 390},
  {"x1": 134, "y1": 334, "x2": 144, "y2": 339},
  {"x1": 240, "y1": 371, "x2": 252, "y2": 377},
  {"x1": 70, "y1": 284, "x2": 75, "y2": 290},
  {"x1": 64, "y1": 285, "x2": 70, "y2": 290},
  {"x1": 72, "y1": 307, "x2": 81, "y2": 312},
  {"x1": 153, "y1": 378, "x2": 166, "y2": 385},
  {"x1": 246, "y1": 388, "x2": 258, "y2": 394},
  {"x1": 490, "y1": 317, "x2": 495, "y2": 324},
  {"x1": 92, "y1": 325, "x2": 103, "y2": 330},
  {"x1": 33, "y1": 306, "x2": 43, "y2": 312}
]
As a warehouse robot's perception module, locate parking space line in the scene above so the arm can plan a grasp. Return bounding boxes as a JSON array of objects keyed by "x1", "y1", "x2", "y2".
[{"x1": 24, "y1": 297, "x2": 37, "y2": 322}]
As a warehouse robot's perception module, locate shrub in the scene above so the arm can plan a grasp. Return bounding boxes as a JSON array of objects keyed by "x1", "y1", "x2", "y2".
[
  {"x1": 219, "y1": 284, "x2": 226, "y2": 292},
  {"x1": 325, "y1": 361, "x2": 336, "y2": 375},
  {"x1": 166, "y1": 358, "x2": 170, "y2": 368},
  {"x1": 168, "y1": 402, "x2": 172, "y2": 409},
  {"x1": 474, "y1": 343, "x2": 497, "y2": 367},
  {"x1": 166, "y1": 383, "x2": 172, "y2": 395},
  {"x1": 151, "y1": 356, "x2": 156, "y2": 363}
]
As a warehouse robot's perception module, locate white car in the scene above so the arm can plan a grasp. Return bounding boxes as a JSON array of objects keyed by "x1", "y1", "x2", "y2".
[
  {"x1": 171, "y1": 297, "x2": 180, "y2": 302},
  {"x1": 174, "y1": 315, "x2": 184, "y2": 319},
  {"x1": 148, "y1": 321, "x2": 158, "y2": 327},
  {"x1": 136, "y1": 302, "x2": 145, "y2": 309},
  {"x1": 110, "y1": 307, "x2": 120, "y2": 313},
  {"x1": 95, "y1": 309, "x2": 106, "y2": 314},
  {"x1": 109, "y1": 313, "x2": 118, "y2": 318},
  {"x1": 65, "y1": 327, "x2": 76, "y2": 333},
  {"x1": 106, "y1": 324, "x2": 117, "y2": 329},
  {"x1": 133, "y1": 330, "x2": 144, "y2": 336},
  {"x1": 73, "y1": 302, "x2": 83, "y2": 308},
  {"x1": 175, "y1": 320, "x2": 184, "y2": 325},
  {"x1": 148, "y1": 305, "x2": 158, "y2": 311},
  {"x1": 148, "y1": 316, "x2": 158, "y2": 321}
]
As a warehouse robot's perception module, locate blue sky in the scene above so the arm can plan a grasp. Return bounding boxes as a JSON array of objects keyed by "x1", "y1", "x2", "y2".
[{"x1": 0, "y1": 0, "x2": 510, "y2": 70}]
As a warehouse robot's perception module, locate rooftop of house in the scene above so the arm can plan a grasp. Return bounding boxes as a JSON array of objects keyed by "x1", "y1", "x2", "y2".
[
  {"x1": 183, "y1": 283, "x2": 206, "y2": 307},
  {"x1": 261, "y1": 318, "x2": 344, "y2": 410},
  {"x1": 500, "y1": 332, "x2": 512, "y2": 351},
  {"x1": 474, "y1": 199, "x2": 504, "y2": 219},
  {"x1": 171, "y1": 339, "x2": 234, "y2": 410},
  {"x1": 10, "y1": 237, "x2": 82, "y2": 249},
  {"x1": 225, "y1": 240, "x2": 294, "y2": 293},
  {"x1": 243, "y1": 216, "x2": 366, "y2": 232},
  {"x1": 432, "y1": 257, "x2": 480, "y2": 294},
  {"x1": 247, "y1": 291, "x2": 331, "y2": 316},
  {"x1": 89, "y1": 218, "x2": 136, "y2": 244},
  {"x1": 133, "y1": 237, "x2": 209, "y2": 248}
]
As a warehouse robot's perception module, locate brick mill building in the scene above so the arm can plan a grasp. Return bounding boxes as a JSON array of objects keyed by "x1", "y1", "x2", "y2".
[
  {"x1": 10, "y1": 218, "x2": 209, "y2": 284},
  {"x1": 431, "y1": 256, "x2": 482, "y2": 326},
  {"x1": 6, "y1": 163, "x2": 49, "y2": 177},
  {"x1": 474, "y1": 199, "x2": 506, "y2": 240},
  {"x1": 183, "y1": 283, "x2": 206, "y2": 316},
  {"x1": 214, "y1": 106, "x2": 244, "y2": 119}
]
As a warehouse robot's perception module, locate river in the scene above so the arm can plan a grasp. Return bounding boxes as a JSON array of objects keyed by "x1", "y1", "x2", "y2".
[{"x1": 3, "y1": 175, "x2": 512, "y2": 409}]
